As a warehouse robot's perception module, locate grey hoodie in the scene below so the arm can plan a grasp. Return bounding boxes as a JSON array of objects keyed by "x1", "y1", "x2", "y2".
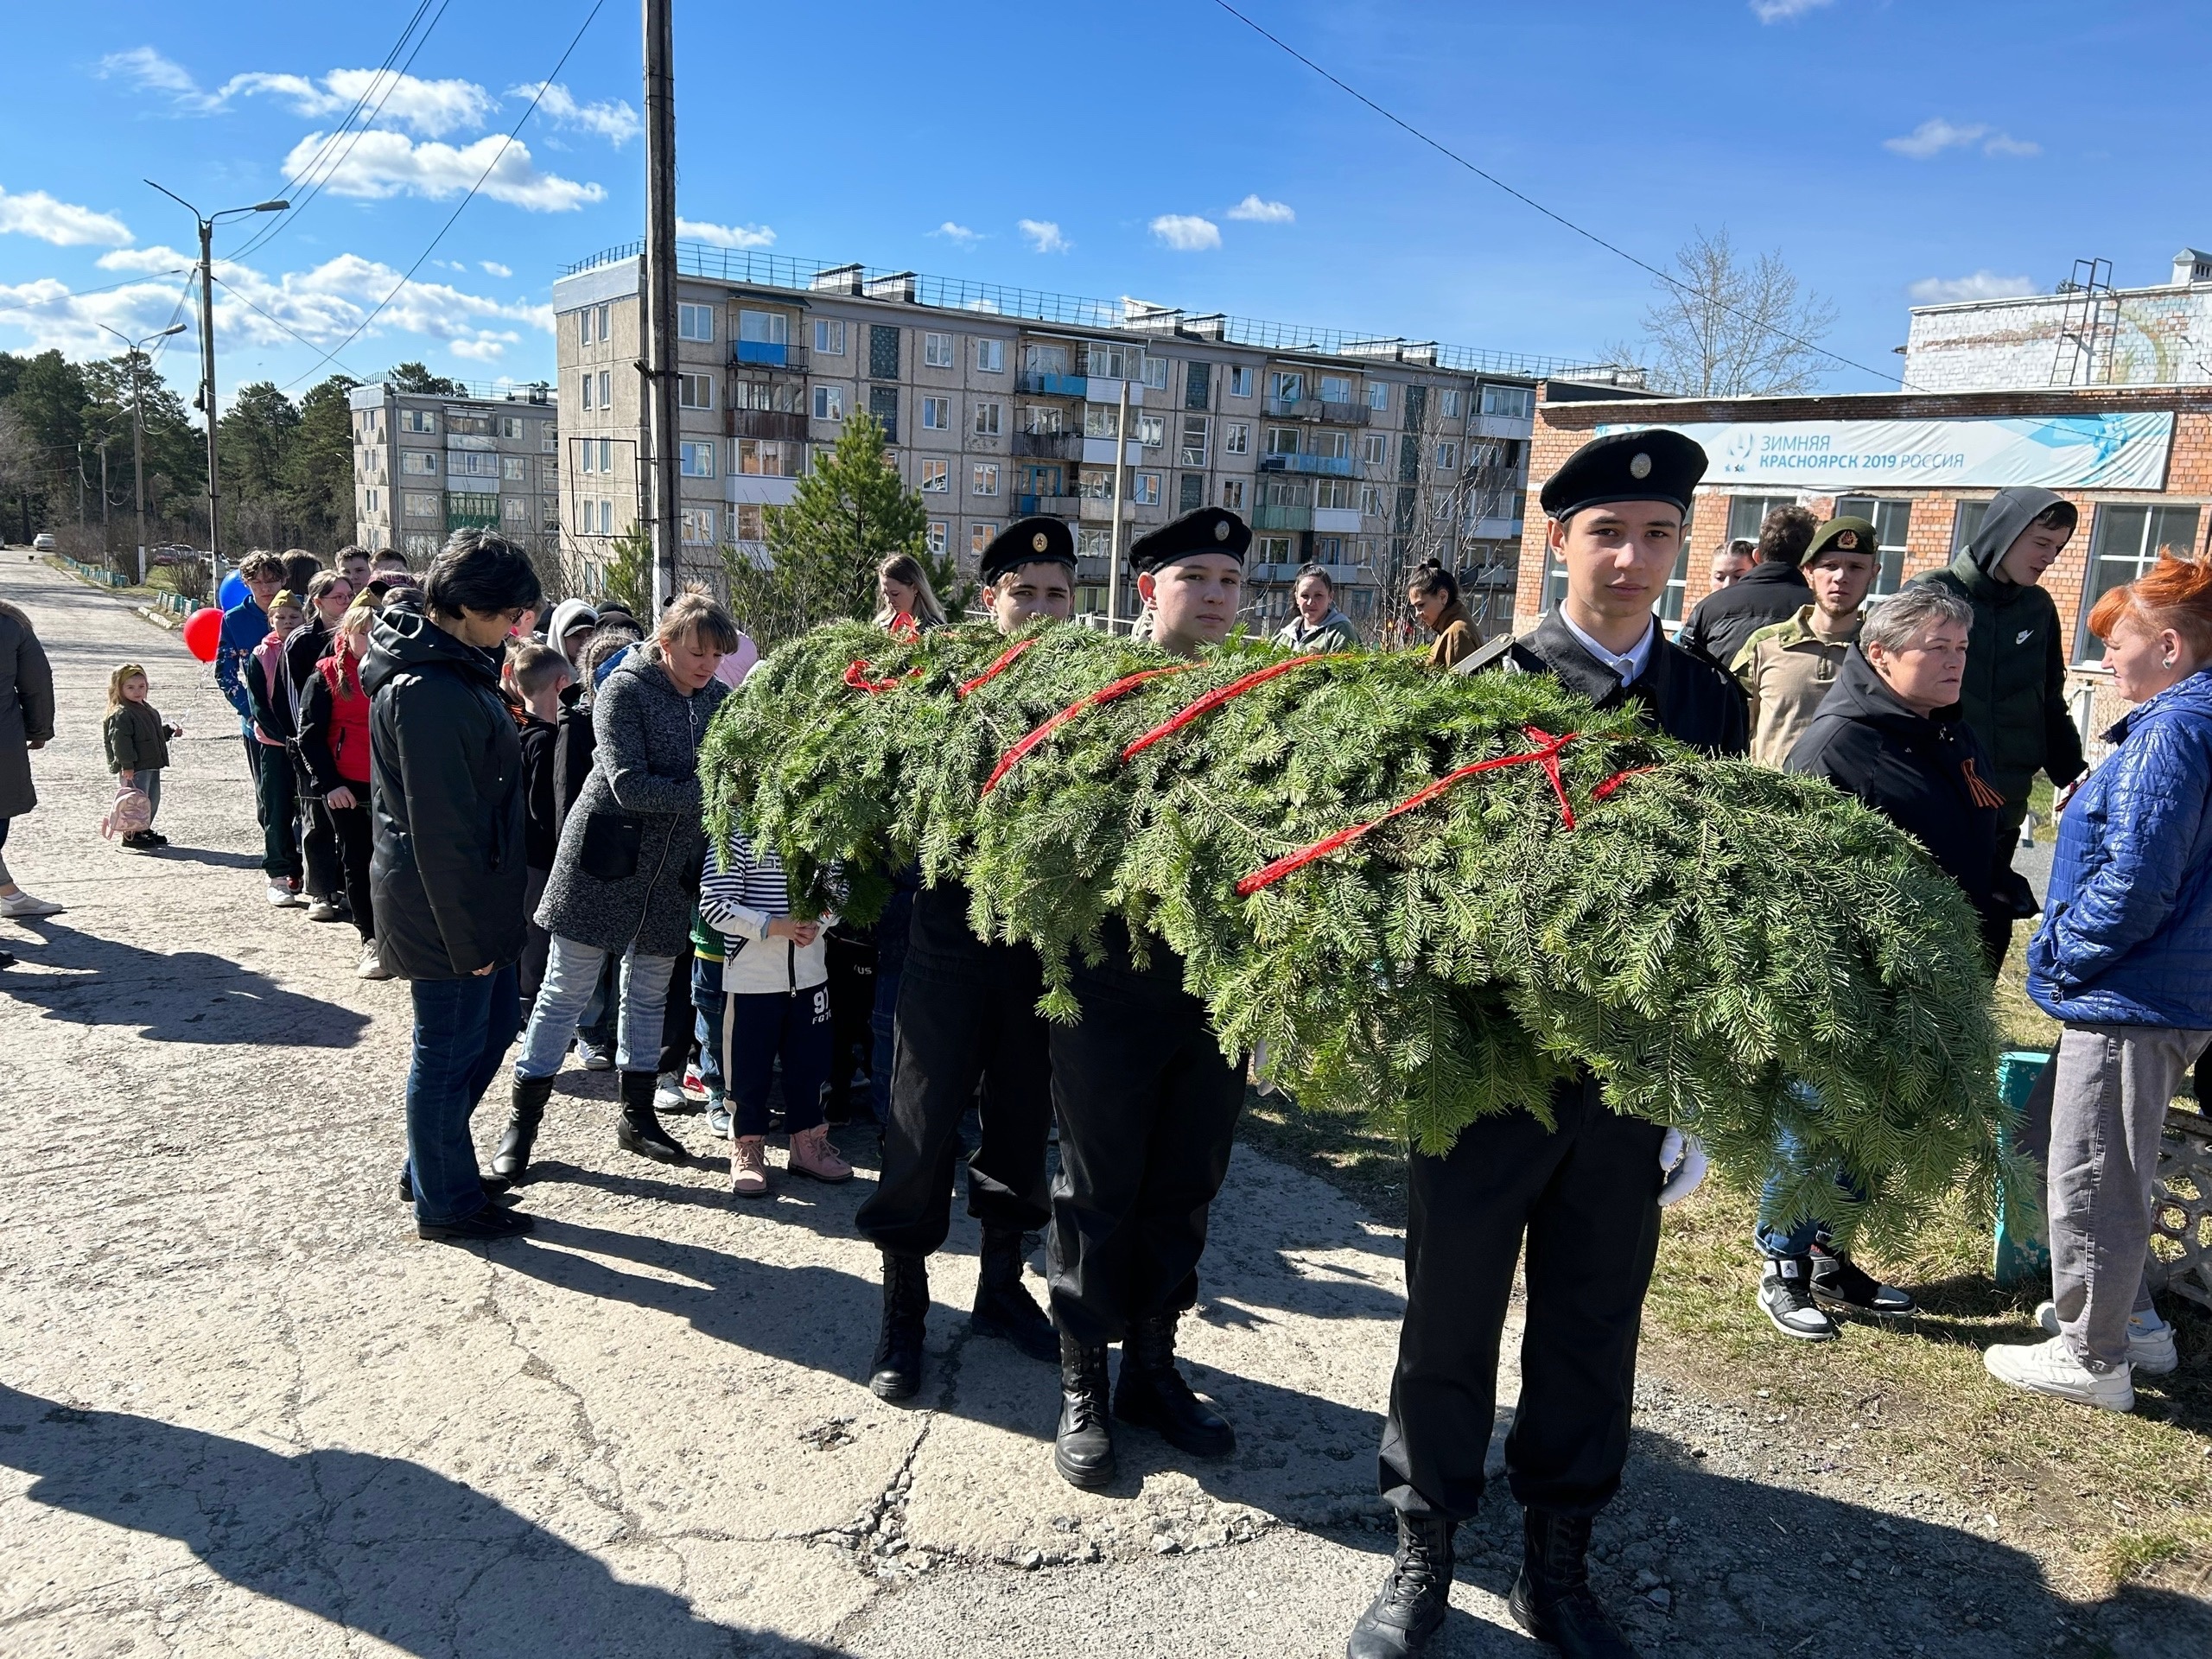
[{"x1": 1964, "y1": 486, "x2": 2076, "y2": 574}]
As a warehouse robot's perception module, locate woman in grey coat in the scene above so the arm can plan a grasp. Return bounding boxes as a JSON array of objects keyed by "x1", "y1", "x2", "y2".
[
  {"x1": 498, "y1": 590, "x2": 738, "y2": 1173},
  {"x1": 0, "y1": 599, "x2": 61, "y2": 920}
]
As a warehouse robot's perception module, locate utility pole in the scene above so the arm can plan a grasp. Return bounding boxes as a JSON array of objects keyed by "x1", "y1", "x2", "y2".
[
  {"x1": 1105, "y1": 376, "x2": 1132, "y2": 629},
  {"x1": 99, "y1": 439, "x2": 112, "y2": 569},
  {"x1": 641, "y1": 0, "x2": 681, "y2": 619},
  {"x1": 103, "y1": 324, "x2": 186, "y2": 588}
]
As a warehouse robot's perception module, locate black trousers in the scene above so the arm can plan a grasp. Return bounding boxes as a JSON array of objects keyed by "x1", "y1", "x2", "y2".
[
  {"x1": 328, "y1": 801, "x2": 374, "y2": 943},
  {"x1": 857, "y1": 881, "x2": 1053, "y2": 1258},
  {"x1": 250, "y1": 743, "x2": 299, "y2": 881},
  {"x1": 1379, "y1": 1072, "x2": 1666, "y2": 1522},
  {"x1": 1045, "y1": 921, "x2": 1244, "y2": 1348}
]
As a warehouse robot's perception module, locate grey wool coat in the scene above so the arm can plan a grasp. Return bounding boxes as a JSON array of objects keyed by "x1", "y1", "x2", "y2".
[
  {"x1": 0, "y1": 602, "x2": 56, "y2": 821},
  {"x1": 536, "y1": 644, "x2": 728, "y2": 957}
]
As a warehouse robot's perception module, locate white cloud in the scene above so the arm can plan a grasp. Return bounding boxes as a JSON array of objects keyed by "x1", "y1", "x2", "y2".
[
  {"x1": 0, "y1": 184, "x2": 131, "y2": 247},
  {"x1": 1149, "y1": 214, "x2": 1221, "y2": 252},
  {"x1": 1226, "y1": 194, "x2": 1294, "y2": 225},
  {"x1": 930, "y1": 222, "x2": 982, "y2": 246},
  {"x1": 278, "y1": 128, "x2": 602, "y2": 212},
  {"x1": 448, "y1": 333, "x2": 521, "y2": 362},
  {"x1": 480, "y1": 260, "x2": 512, "y2": 277},
  {"x1": 677, "y1": 218, "x2": 776, "y2": 249},
  {"x1": 1909, "y1": 270, "x2": 2038, "y2": 304},
  {"x1": 94, "y1": 245, "x2": 193, "y2": 273},
  {"x1": 512, "y1": 81, "x2": 639, "y2": 146},
  {"x1": 1750, "y1": 0, "x2": 1833, "y2": 20},
  {"x1": 98, "y1": 46, "x2": 203, "y2": 100},
  {"x1": 221, "y1": 67, "x2": 495, "y2": 137},
  {"x1": 1019, "y1": 219, "x2": 1070, "y2": 254},
  {"x1": 1885, "y1": 118, "x2": 2038, "y2": 160}
]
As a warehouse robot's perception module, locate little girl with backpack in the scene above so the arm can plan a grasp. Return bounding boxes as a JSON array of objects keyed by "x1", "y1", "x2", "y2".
[{"x1": 102, "y1": 663, "x2": 182, "y2": 853}]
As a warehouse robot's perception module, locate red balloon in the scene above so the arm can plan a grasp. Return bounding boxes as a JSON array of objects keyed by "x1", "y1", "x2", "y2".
[{"x1": 182, "y1": 606, "x2": 223, "y2": 663}]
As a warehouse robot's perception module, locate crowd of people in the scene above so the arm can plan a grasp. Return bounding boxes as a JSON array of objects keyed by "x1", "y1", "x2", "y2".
[{"x1": 0, "y1": 416, "x2": 2202, "y2": 1659}]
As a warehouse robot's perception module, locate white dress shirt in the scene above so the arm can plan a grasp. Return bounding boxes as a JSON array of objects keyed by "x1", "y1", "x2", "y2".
[{"x1": 1558, "y1": 611, "x2": 1656, "y2": 687}]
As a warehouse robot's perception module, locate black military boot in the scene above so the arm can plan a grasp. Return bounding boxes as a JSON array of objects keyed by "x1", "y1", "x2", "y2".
[
  {"x1": 1113, "y1": 1310, "x2": 1234, "y2": 1458},
  {"x1": 1052, "y1": 1332, "x2": 1116, "y2": 1490},
  {"x1": 614, "y1": 1069, "x2": 685, "y2": 1164},
  {"x1": 1508, "y1": 1508, "x2": 1637, "y2": 1659},
  {"x1": 491, "y1": 1075, "x2": 556, "y2": 1181},
  {"x1": 869, "y1": 1252, "x2": 929, "y2": 1402},
  {"x1": 1346, "y1": 1511, "x2": 1455, "y2": 1657},
  {"x1": 970, "y1": 1227, "x2": 1058, "y2": 1362}
]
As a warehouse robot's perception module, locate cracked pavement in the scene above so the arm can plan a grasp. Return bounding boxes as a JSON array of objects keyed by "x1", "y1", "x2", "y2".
[{"x1": 4, "y1": 556, "x2": 2210, "y2": 1658}]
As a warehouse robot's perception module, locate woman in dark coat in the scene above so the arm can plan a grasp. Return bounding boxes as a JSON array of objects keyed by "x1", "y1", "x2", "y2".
[
  {"x1": 363, "y1": 531, "x2": 541, "y2": 1243},
  {"x1": 0, "y1": 598, "x2": 60, "y2": 920}
]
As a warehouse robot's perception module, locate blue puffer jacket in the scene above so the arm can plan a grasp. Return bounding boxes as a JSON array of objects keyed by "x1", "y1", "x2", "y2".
[{"x1": 2028, "y1": 669, "x2": 2212, "y2": 1026}]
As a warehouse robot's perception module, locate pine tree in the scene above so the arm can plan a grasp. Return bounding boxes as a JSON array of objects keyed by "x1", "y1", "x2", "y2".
[
  {"x1": 701, "y1": 620, "x2": 2012, "y2": 1249},
  {"x1": 601, "y1": 524, "x2": 652, "y2": 615}
]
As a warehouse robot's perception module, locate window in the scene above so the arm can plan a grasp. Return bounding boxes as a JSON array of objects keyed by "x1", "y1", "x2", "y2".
[
  {"x1": 1436, "y1": 442, "x2": 1459, "y2": 470},
  {"x1": 677, "y1": 302, "x2": 715, "y2": 342},
  {"x1": 970, "y1": 521, "x2": 997, "y2": 559},
  {"x1": 1082, "y1": 341, "x2": 1137, "y2": 380},
  {"x1": 1077, "y1": 470, "x2": 1115, "y2": 501},
  {"x1": 1083, "y1": 405, "x2": 1120, "y2": 441},
  {"x1": 1479, "y1": 383, "x2": 1534, "y2": 419},
  {"x1": 595, "y1": 438, "x2": 611, "y2": 473},
  {"x1": 1361, "y1": 433, "x2": 1389, "y2": 467},
  {"x1": 868, "y1": 384, "x2": 899, "y2": 438},
  {"x1": 363, "y1": 487, "x2": 379, "y2": 513},
  {"x1": 503, "y1": 495, "x2": 530, "y2": 524},
  {"x1": 452, "y1": 451, "x2": 502, "y2": 480},
  {"x1": 814, "y1": 318, "x2": 846, "y2": 355},
  {"x1": 1139, "y1": 355, "x2": 1168, "y2": 391},
  {"x1": 972, "y1": 462, "x2": 1001, "y2": 496},
  {"x1": 1179, "y1": 416, "x2": 1209, "y2": 467},
  {"x1": 1658, "y1": 546, "x2": 1693, "y2": 627},
  {"x1": 1220, "y1": 479, "x2": 1246, "y2": 511},
  {"x1": 869, "y1": 324, "x2": 900, "y2": 379},
  {"x1": 2079, "y1": 504, "x2": 2203, "y2": 662},
  {"x1": 595, "y1": 302, "x2": 609, "y2": 340},
  {"x1": 973, "y1": 400, "x2": 1002, "y2": 438},
  {"x1": 923, "y1": 331, "x2": 955, "y2": 368},
  {"x1": 1265, "y1": 426, "x2": 1301, "y2": 457},
  {"x1": 599, "y1": 499, "x2": 613, "y2": 535},
  {"x1": 975, "y1": 338, "x2": 1005, "y2": 373},
  {"x1": 1135, "y1": 413, "x2": 1165, "y2": 448},
  {"x1": 1269, "y1": 371, "x2": 1304, "y2": 405},
  {"x1": 738, "y1": 439, "x2": 798, "y2": 476},
  {"x1": 1315, "y1": 429, "x2": 1351, "y2": 461},
  {"x1": 1949, "y1": 500, "x2": 1989, "y2": 557},
  {"x1": 500, "y1": 416, "x2": 524, "y2": 439},
  {"x1": 503, "y1": 456, "x2": 530, "y2": 481},
  {"x1": 1258, "y1": 536, "x2": 1294, "y2": 566},
  {"x1": 1317, "y1": 478, "x2": 1353, "y2": 510},
  {"x1": 679, "y1": 505, "x2": 716, "y2": 544},
  {"x1": 1024, "y1": 342, "x2": 1069, "y2": 377},
  {"x1": 678, "y1": 372, "x2": 714, "y2": 410},
  {"x1": 925, "y1": 520, "x2": 948, "y2": 556},
  {"x1": 402, "y1": 408, "x2": 437, "y2": 434},
  {"x1": 1224, "y1": 421, "x2": 1249, "y2": 456},
  {"x1": 448, "y1": 491, "x2": 499, "y2": 521},
  {"x1": 919, "y1": 458, "x2": 950, "y2": 493},
  {"x1": 1319, "y1": 375, "x2": 1352, "y2": 404},
  {"x1": 1834, "y1": 496, "x2": 1915, "y2": 595},
  {"x1": 1366, "y1": 381, "x2": 1392, "y2": 412},
  {"x1": 813, "y1": 385, "x2": 845, "y2": 422},
  {"x1": 403, "y1": 491, "x2": 436, "y2": 518},
  {"x1": 400, "y1": 450, "x2": 439, "y2": 476},
  {"x1": 1020, "y1": 405, "x2": 1065, "y2": 434},
  {"x1": 1179, "y1": 472, "x2": 1204, "y2": 512},
  {"x1": 597, "y1": 370, "x2": 611, "y2": 409},
  {"x1": 1726, "y1": 495, "x2": 1795, "y2": 544},
  {"x1": 921, "y1": 396, "x2": 950, "y2": 431},
  {"x1": 734, "y1": 503, "x2": 766, "y2": 542},
  {"x1": 1134, "y1": 472, "x2": 1161, "y2": 506},
  {"x1": 1185, "y1": 360, "x2": 1211, "y2": 410},
  {"x1": 579, "y1": 308, "x2": 594, "y2": 346},
  {"x1": 679, "y1": 441, "x2": 716, "y2": 477},
  {"x1": 1227, "y1": 365, "x2": 1253, "y2": 398},
  {"x1": 1360, "y1": 484, "x2": 1384, "y2": 517},
  {"x1": 1440, "y1": 389, "x2": 1462, "y2": 418},
  {"x1": 577, "y1": 442, "x2": 596, "y2": 474}
]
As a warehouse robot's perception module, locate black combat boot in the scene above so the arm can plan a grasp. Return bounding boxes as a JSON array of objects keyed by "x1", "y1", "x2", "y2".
[
  {"x1": 1508, "y1": 1508, "x2": 1637, "y2": 1659},
  {"x1": 869, "y1": 1252, "x2": 929, "y2": 1402},
  {"x1": 1346, "y1": 1511, "x2": 1456, "y2": 1657},
  {"x1": 970, "y1": 1227, "x2": 1058, "y2": 1362},
  {"x1": 1113, "y1": 1310, "x2": 1234, "y2": 1458},
  {"x1": 1052, "y1": 1332, "x2": 1116, "y2": 1490},
  {"x1": 491, "y1": 1075, "x2": 556, "y2": 1181},
  {"x1": 614, "y1": 1069, "x2": 685, "y2": 1164}
]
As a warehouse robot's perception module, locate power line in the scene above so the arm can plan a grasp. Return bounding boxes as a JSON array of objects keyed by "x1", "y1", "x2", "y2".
[
  {"x1": 209, "y1": 274, "x2": 372, "y2": 385},
  {"x1": 276, "y1": 0, "x2": 611, "y2": 393},
  {"x1": 0, "y1": 268, "x2": 191, "y2": 321}
]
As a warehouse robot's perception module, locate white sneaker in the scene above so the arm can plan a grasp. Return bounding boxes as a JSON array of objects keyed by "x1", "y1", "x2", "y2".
[
  {"x1": 357, "y1": 939, "x2": 393, "y2": 981},
  {"x1": 267, "y1": 880, "x2": 297, "y2": 908},
  {"x1": 0, "y1": 889, "x2": 63, "y2": 918},
  {"x1": 306, "y1": 898, "x2": 343, "y2": 923},
  {"x1": 1984, "y1": 1336, "x2": 2133, "y2": 1412},
  {"x1": 2036, "y1": 1301, "x2": 2178, "y2": 1376}
]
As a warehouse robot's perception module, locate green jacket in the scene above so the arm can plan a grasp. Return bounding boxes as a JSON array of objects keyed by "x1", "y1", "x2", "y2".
[
  {"x1": 103, "y1": 700, "x2": 170, "y2": 775},
  {"x1": 1914, "y1": 552, "x2": 2084, "y2": 804}
]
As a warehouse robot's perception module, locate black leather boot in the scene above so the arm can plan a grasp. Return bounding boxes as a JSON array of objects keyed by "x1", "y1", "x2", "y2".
[
  {"x1": 614, "y1": 1069, "x2": 685, "y2": 1164},
  {"x1": 1052, "y1": 1332, "x2": 1116, "y2": 1490},
  {"x1": 869, "y1": 1252, "x2": 929, "y2": 1402},
  {"x1": 1113, "y1": 1310, "x2": 1234, "y2": 1458},
  {"x1": 492, "y1": 1075, "x2": 556, "y2": 1181},
  {"x1": 1346, "y1": 1511, "x2": 1456, "y2": 1657},
  {"x1": 1508, "y1": 1508, "x2": 1637, "y2": 1659},
  {"x1": 970, "y1": 1227, "x2": 1058, "y2": 1362}
]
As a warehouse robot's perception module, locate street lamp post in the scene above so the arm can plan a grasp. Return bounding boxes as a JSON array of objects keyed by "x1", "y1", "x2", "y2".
[
  {"x1": 101, "y1": 321, "x2": 187, "y2": 587},
  {"x1": 143, "y1": 185, "x2": 287, "y2": 585}
]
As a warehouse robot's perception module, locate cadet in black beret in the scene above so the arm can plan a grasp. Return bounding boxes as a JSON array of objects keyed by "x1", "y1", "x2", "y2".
[
  {"x1": 1536, "y1": 426, "x2": 1706, "y2": 520},
  {"x1": 1131, "y1": 506, "x2": 1250, "y2": 658},
  {"x1": 977, "y1": 515, "x2": 1077, "y2": 586}
]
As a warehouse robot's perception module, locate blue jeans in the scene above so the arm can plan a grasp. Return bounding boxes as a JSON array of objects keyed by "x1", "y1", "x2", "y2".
[
  {"x1": 1755, "y1": 1116, "x2": 1868, "y2": 1260},
  {"x1": 691, "y1": 953, "x2": 726, "y2": 1100},
  {"x1": 405, "y1": 965, "x2": 523, "y2": 1226},
  {"x1": 514, "y1": 935, "x2": 677, "y2": 1080}
]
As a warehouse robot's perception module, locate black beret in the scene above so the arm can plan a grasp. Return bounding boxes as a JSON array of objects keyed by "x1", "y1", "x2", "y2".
[
  {"x1": 1129, "y1": 506, "x2": 1251, "y2": 575},
  {"x1": 1804, "y1": 516, "x2": 1878, "y2": 560},
  {"x1": 1539, "y1": 429, "x2": 1707, "y2": 519},
  {"x1": 979, "y1": 515, "x2": 1077, "y2": 584}
]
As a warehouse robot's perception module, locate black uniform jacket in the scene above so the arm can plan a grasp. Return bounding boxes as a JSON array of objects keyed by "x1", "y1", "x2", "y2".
[
  {"x1": 1457, "y1": 607, "x2": 1750, "y2": 758},
  {"x1": 1675, "y1": 563, "x2": 1813, "y2": 672}
]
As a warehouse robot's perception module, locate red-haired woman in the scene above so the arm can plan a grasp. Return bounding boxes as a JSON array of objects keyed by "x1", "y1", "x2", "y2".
[{"x1": 1988, "y1": 552, "x2": 2212, "y2": 1411}]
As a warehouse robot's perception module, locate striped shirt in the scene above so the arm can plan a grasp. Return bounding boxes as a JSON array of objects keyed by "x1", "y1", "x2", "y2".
[{"x1": 699, "y1": 830, "x2": 835, "y2": 995}]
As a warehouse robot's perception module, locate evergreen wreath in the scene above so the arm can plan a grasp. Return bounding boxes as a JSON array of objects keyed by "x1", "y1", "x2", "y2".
[{"x1": 700, "y1": 620, "x2": 2007, "y2": 1246}]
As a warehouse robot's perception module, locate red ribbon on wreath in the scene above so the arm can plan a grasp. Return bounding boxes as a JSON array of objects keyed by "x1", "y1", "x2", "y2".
[
  {"x1": 982, "y1": 662, "x2": 1201, "y2": 796},
  {"x1": 957, "y1": 636, "x2": 1039, "y2": 698},
  {"x1": 1119, "y1": 652, "x2": 1344, "y2": 762},
  {"x1": 842, "y1": 659, "x2": 923, "y2": 693}
]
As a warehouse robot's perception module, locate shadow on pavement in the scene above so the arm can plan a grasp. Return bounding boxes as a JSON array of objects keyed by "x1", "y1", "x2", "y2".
[
  {"x1": 0, "y1": 1382, "x2": 850, "y2": 1657},
  {"x1": 152, "y1": 845, "x2": 265, "y2": 871},
  {"x1": 0, "y1": 921, "x2": 370, "y2": 1046}
]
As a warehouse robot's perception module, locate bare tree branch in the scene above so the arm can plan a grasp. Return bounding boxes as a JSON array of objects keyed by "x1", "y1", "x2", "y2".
[{"x1": 1637, "y1": 227, "x2": 1838, "y2": 397}]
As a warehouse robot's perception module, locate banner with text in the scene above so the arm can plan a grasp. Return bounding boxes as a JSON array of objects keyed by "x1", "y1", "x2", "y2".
[{"x1": 1594, "y1": 412, "x2": 2175, "y2": 492}]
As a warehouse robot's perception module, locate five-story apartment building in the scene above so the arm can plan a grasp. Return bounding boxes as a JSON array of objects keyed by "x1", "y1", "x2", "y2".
[{"x1": 350, "y1": 380, "x2": 560, "y2": 566}]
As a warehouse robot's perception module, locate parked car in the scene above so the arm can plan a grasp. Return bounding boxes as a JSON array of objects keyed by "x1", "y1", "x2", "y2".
[
  {"x1": 149, "y1": 545, "x2": 205, "y2": 568},
  {"x1": 31, "y1": 531, "x2": 57, "y2": 552}
]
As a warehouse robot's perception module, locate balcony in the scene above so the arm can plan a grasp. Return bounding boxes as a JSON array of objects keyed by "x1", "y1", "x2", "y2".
[
  {"x1": 1015, "y1": 493, "x2": 1082, "y2": 517},
  {"x1": 1259, "y1": 453, "x2": 1357, "y2": 477},
  {"x1": 733, "y1": 339, "x2": 809, "y2": 373},
  {"x1": 1077, "y1": 496, "x2": 1119, "y2": 523},
  {"x1": 1263, "y1": 396, "x2": 1371, "y2": 426},
  {"x1": 730, "y1": 408, "x2": 807, "y2": 442},
  {"x1": 1012, "y1": 429, "x2": 1084, "y2": 461},
  {"x1": 1017, "y1": 371, "x2": 1089, "y2": 397},
  {"x1": 1253, "y1": 504, "x2": 1313, "y2": 532}
]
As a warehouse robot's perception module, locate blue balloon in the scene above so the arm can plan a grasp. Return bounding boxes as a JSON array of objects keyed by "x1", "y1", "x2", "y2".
[{"x1": 218, "y1": 570, "x2": 248, "y2": 610}]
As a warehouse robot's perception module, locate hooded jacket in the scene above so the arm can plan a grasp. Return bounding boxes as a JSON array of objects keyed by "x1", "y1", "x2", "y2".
[
  {"x1": 1273, "y1": 607, "x2": 1361, "y2": 653},
  {"x1": 1676, "y1": 560, "x2": 1814, "y2": 671},
  {"x1": 362, "y1": 597, "x2": 525, "y2": 979},
  {"x1": 536, "y1": 644, "x2": 728, "y2": 958},
  {"x1": 1911, "y1": 486, "x2": 2086, "y2": 806},
  {"x1": 1785, "y1": 645, "x2": 2009, "y2": 968},
  {"x1": 2028, "y1": 669, "x2": 2212, "y2": 1027},
  {"x1": 546, "y1": 598, "x2": 599, "y2": 664}
]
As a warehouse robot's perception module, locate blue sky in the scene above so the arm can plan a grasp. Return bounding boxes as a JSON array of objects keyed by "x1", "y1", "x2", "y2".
[{"x1": 2, "y1": 0, "x2": 2202, "y2": 404}]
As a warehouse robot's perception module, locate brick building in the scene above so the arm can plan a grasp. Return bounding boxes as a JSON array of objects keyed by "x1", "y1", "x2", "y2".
[{"x1": 1516, "y1": 382, "x2": 2212, "y2": 733}]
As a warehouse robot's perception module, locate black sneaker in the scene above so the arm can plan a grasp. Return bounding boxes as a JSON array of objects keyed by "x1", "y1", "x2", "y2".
[
  {"x1": 1758, "y1": 1256, "x2": 1838, "y2": 1341},
  {"x1": 1809, "y1": 1243, "x2": 1915, "y2": 1315},
  {"x1": 417, "y1": 1205, "x2": 534, "y2": 1243}
]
